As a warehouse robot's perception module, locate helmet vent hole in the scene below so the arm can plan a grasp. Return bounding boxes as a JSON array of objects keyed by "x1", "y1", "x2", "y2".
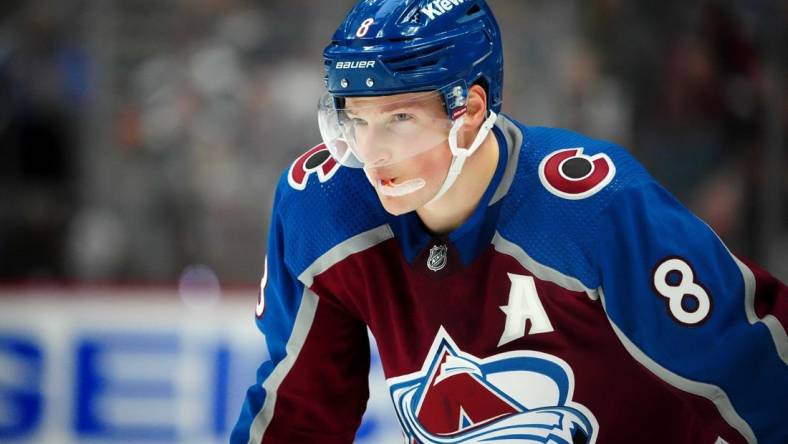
[
  {"x1": 383, "y1": 43, "x2": 446, "y2": 66},
  {"x1": 400, "y1": 5, "x2": 424, "y2": 25},
  {"x1": 396, "y1": 58, "x2": 442, "y2": 73},
  {"x1": 466, "y1": 4, "x2": 482, "y2": 16}
]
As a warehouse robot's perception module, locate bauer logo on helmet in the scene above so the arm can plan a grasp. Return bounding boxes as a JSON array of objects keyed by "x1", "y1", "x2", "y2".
[{"x1": 335, "y1": 61, "x2": 377, "y2": 70}]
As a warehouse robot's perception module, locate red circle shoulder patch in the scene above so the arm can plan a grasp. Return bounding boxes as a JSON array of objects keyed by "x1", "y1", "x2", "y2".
[
  {"x1": 288, "y1": 143, "x2": 341, "y2": 190},
  {"x1": 537, "y1": 147, "x2": 616, "y2": 200}
]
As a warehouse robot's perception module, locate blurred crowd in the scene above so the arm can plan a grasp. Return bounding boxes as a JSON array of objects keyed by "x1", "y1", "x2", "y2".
[{"x1": 0, "y1": 0, "x2": 785, "y2": 284}]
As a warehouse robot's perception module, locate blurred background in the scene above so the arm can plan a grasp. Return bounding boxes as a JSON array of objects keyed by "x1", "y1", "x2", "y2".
[{"x1": 0, "y1": 0, "x2": 785, "y2": 443}]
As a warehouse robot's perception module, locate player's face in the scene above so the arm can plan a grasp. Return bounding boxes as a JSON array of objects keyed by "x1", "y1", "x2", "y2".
[{"x1": 344, "y1": 93, "x2": 453, "y2": 215}]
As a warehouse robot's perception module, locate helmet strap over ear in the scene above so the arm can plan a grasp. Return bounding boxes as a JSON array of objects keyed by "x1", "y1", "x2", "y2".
[{"x1": 428, "y1": 111, "x2": 498, "y2": 204}]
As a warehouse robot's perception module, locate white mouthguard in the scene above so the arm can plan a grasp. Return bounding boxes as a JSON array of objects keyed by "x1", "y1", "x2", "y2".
[{"x1": 378, "y1": 178, "x2": 426, "y2": 197}]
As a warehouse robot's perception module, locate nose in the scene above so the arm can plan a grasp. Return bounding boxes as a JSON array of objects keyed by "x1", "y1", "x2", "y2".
[{"x1": 354, "y1": 125, "x2": 392, "y2": 166}]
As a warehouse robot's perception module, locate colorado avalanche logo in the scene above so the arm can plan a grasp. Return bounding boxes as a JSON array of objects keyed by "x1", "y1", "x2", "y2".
[
  {"x1": 538, "y1": 147, "x2": 615, "y2": 200},
  {"x1": 388, "y1": 327, "x2": 598, "y2": 444}
]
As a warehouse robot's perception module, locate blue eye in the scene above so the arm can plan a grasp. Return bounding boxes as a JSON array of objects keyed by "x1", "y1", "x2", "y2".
[{"x1": 393, "y1": 113, "x2": 413, "y2": 122}]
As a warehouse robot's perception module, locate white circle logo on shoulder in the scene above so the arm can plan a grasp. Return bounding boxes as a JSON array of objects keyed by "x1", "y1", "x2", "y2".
[
  {"x1": 288, "y1": 143, "x2": 341, "y2": 191},
  {"x1": 538, "y1": 147, "x2": 616, "y2": 200}
]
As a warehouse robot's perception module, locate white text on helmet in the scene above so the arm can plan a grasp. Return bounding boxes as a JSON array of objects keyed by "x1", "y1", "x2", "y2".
[
  {"x1": 336, "y1": 61, "x2": 376, "y2": 69},
  {"x1": 421, "y1": 0, "x2": 466, "y2": 21}
]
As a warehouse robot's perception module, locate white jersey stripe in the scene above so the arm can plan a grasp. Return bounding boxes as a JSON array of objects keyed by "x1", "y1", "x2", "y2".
[
  {"x1": 729, "y1": 249, "x2": 788, "y2": 366},
  {"x1": 492, "y1": 232, "x2": 598, "y2": 299},
  {"x1": 700, "y1": 215, "x2": 787, "y2": 365},
  {"x1": 299, "y1": 224, "x2": 395, "y2": 287},
  {"x1": 490, "y1": 115, "x2": 524, "y2": 206}
]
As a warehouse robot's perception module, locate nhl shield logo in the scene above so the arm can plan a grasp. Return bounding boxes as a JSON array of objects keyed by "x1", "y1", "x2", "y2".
[
  {"x1": 388, "y1": 326, "x2": 598, "y2": 444},
  {"x1": 427, "y1": 245, "x2": 448, "y2": 272}
]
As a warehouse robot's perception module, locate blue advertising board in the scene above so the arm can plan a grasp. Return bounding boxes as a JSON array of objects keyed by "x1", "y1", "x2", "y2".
[{"x1": 0, "y1": 288, "x2": 402, "y2": 443}]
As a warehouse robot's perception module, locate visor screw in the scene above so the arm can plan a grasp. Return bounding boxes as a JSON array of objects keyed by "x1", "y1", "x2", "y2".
[
  {"x1": 366, "y1": 77, "x2": 375, "y2": 87},
  {"x1": 340, "y1": 79, "x2": 349, "y2": 88}
]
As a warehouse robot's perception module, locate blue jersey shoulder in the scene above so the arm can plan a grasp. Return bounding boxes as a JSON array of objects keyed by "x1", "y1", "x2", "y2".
[
  {"x1": 273, "y1": 143, "x2": 389, "y2": 278},
  {"x1": 497, "y1": 122, "x2": 655, "y2": 289}
]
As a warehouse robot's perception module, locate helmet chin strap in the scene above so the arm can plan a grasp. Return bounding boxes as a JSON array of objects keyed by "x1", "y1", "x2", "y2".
[{"x1": 427, "y1": 111, "x2": 498, "y2": 205}]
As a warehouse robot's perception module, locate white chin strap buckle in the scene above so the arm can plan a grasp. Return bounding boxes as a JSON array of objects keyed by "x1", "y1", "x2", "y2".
[{"x1": 428, "y1": 111, "x2": 498, "y2": 204}]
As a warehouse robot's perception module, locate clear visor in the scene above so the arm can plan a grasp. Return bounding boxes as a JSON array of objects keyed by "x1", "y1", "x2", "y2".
[{"x1": 318, "y1": 90, "x2": 454, "y2": 168}]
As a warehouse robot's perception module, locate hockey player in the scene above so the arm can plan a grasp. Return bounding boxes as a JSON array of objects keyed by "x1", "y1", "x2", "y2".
[{"x1": 232, "y1": 1, "x2": 787, "y2": 443}]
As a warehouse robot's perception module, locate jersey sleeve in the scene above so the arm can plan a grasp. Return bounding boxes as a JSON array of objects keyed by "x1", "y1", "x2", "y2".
[
  {"x1": 591, "y1": 179, "x2": 787, "y2": 444},
  {"x1": 231, "y1": 183, "x2": 371, "y2": 444}
]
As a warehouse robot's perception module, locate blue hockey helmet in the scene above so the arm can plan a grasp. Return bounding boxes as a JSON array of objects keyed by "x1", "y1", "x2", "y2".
[
  {"x1": 320, "y1": 0, "x2": 503, "y2": 203},
  {"x1": 323, "y1": 0, "x2": 503, "y2": 117}
]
